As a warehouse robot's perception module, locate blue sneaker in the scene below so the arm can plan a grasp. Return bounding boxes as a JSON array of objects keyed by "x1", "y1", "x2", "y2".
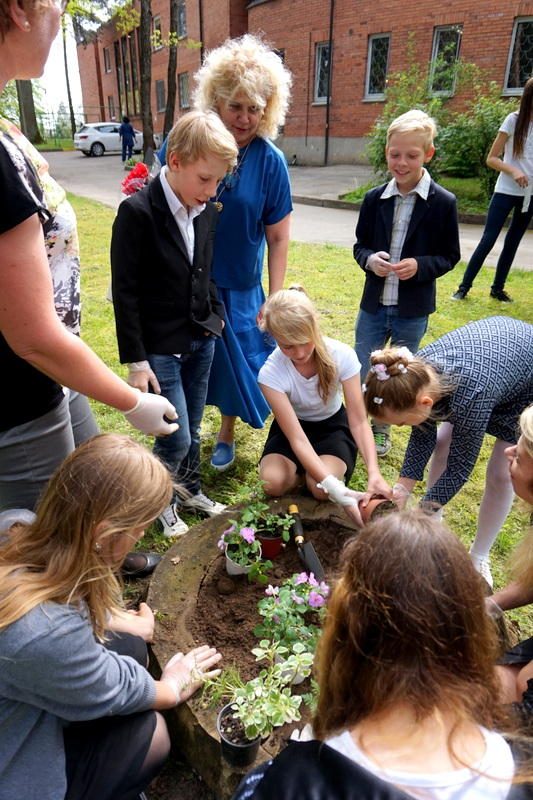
[{"x1": 210, "y1": 441, "x2": 235, "y2": 471}]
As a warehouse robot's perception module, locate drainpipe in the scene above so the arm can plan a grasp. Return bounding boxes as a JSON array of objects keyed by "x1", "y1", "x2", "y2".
[
  {"x1": 324, "y1": 0, "x2": 335, "y2": 166},
  {"x1": 198, "y1": 0, "x2": 204, "y2": 63}
]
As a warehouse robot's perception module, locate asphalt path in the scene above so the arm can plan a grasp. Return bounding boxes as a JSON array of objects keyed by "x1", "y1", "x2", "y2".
[{"x1": 46, "y1": 150, "x2": 533, "y2": 270}]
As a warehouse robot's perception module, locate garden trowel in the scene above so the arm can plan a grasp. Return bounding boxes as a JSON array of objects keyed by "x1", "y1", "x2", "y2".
[{"x1": 288, "y1": 504, "x2": 325, "y2": 581}]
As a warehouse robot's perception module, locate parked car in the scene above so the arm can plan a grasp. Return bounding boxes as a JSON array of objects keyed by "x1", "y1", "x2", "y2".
[{"x1": 74, "y1": 122, "x2": 143, "y2": 157}]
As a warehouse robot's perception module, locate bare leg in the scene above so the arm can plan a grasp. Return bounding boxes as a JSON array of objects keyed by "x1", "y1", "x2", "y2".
[
  {"x1": 427, "y1": 422, "x2": 453, "y2": 489},
  {"x1": 307, "y1": 455, "x2": 347, "y2": 501},
  {"x1": 218, "y1": 415, "x2": 236, "y2": 445},
  {"x1": 495, "y1": 664, "x2": 523, "y2": 704},
  {"x1": 260, "y1": 453, "x2": 300, "y2": 496}
]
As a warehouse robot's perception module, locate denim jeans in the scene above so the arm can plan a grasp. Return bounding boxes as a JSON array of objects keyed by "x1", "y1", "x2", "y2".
[
  {"x1": 355, "y1": 305, "x2": 428, "y2": 382},
  {"x1": 460, "y1": 192, "x2": 533, "y2": 291},
  {"x1": 148, "y1": 337, "x2": 215, "y2": 495},
  {"x1": 121, "y1": 141, "x2": 133, "y2": 162}
]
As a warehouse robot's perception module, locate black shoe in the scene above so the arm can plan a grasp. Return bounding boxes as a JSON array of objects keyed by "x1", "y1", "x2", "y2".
[
  {"x1": 121, "y1": 551, "x2": 162, "y2": 578},
  {"x1": 451, "y1": 287, "x2": 468, "y2": 300},
  {"x1": 490, "y1": 288, "x2": 512, "y2": 302}
]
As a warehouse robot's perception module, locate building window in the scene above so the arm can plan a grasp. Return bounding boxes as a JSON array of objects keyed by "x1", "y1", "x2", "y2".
[
  {"x1": 178, "y1": 72, "x2": 190, "y2": 109},
  {"x1": 365, "y1": 34, "x2": 390, "y2": 99},
  {"x1": 177, "y1": 0, "x2": 187, "y2": 38},
  {"x1": 103, "y1": 47, "x2": 111, "y2": 73},
  {"x1": 107, "y1": 95, "x2": 115, "y2": 119},
  {"x1": 430, "y1": 25, "x2": 462, "y2": 95},
  {"x1": 314, "y1": 42, "x2": 330, "y2": 104},
  {"x1": 505, "y1": 17, "x2": 533, "y2": 94},
  {"x1": 152, "y1": 15, "x2": 163, "y2": 50},
  {"x1": 155, "y1": 79, "x2": 166, "y2": 113}
]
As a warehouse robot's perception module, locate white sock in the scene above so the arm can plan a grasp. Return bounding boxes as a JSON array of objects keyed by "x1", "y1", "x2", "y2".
[{"x1": 470, "y1": 439, "x2": 515, "y2": 561}]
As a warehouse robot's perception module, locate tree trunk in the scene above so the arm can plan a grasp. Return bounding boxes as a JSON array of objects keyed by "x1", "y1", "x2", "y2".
[
  {"x1": 163, "y1": 0, "x2": 178, "y2": 137},
  {"x1": 15, "y1": 80, "x2": 43, "y2": 144},
  {"x1": 139, "y1": 0, "x2": 155, "y2": 153},
  {"x1": 62, "y1": 17, "x2": 77, "y2": 138}
]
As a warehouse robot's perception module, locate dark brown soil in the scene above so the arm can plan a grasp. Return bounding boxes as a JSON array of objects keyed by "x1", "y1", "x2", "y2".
[{"x1": 189, "y1": 518, "x2": 355, "y2": 681}]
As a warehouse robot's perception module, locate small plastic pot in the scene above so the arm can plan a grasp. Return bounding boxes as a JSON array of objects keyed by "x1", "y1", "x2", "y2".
[
  {"x1": 224, "y1": 544, "x2": 262, "y2": 576},
  {"x1": 256, "y1": 531, "x2": 283, "y2": 560},
  {"x1": 217, "y1": 704, "x2": 260, "y2": 767},
  {"x1": 358, "y1": 494, "x2": 399, "y2": 525}
]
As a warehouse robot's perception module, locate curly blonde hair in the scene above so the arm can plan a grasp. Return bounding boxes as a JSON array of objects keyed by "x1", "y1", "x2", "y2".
[{"x1": 193, "y1": 34, "x2": 292, "y2": 140}]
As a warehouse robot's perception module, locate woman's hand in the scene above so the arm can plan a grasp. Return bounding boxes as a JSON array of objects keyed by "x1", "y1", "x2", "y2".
[
  {"x1": 123, "y1": 390, "x2": 178, "y2": 436},
  {"x1": 513, "y1": 168, "x2": 529, "y2": 188},
  {"x1": 366, "y1": 474, "x2": 392, "y2": 499},
  {"x1": 127, "y1": 361, "x2": 161, "y2": 394},
  {"x1": 160, "y1": 645, "x2": 222, "y2": 705},
  {"x1": 108, "y1": 603, "x2": 155, "y2": 642}
]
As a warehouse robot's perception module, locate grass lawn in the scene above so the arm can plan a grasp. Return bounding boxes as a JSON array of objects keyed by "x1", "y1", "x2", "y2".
[
  {"x1": 72, "y1": 192, "x2": 533, "y2": 637},
  {"x1": 342, "y1": 175, "x2": 488, "y2": 217}
]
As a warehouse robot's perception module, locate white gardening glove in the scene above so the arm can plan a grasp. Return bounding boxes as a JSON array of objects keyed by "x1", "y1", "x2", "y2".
[
  {"x1": 161, "y1": 646, "x2": 222, "y2": 705},
  {"x1": 123, "y1": 389, "x2": 178, "y2": 436},
  {"x1": 485, "y1": 597, "x2": 503, "y2": 619},
  {"x1": 367, "y1": 251, "x2": 391, "y2": 277},
  {"x1": 127, "y1": 360, "x2": 161, "y2": 394},
  {"x1": 317, "y1": 475, "x2": 360, "y2": 507},
  {"x1": 392, "y1": 482, "x2": 411, "y2": 509}
]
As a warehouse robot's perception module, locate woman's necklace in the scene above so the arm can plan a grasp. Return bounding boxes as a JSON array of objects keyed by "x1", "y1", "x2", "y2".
[{"x1": 214, "y1": 139, "x2": 253, "y2": 212}]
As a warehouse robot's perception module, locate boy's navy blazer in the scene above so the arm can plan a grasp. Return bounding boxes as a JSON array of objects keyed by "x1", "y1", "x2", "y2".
[
  {"x1": 111, "y1": 174, "x2": 224, "y2": 363},
  {"x1": 353, "y1": 179, "x2": 460, "y2": 318}
]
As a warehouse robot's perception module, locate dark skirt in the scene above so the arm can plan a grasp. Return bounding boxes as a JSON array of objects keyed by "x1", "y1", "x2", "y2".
[
  {"x1": 261, "y1": 405, "x2": 357, "y2": 480},
  {"x1": 500, "y1": 636, "x2": 533, "y2": 667}
]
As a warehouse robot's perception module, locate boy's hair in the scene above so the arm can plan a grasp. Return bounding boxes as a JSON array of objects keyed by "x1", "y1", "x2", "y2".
[
  {"x1": 313, "y1": 510, "x2": 507, "y2": 744},
  {"x1": 166, "y1": 109, "x2": 238, "y2": 169},
  {"x1": 0, "y1": 434, "x2": 172, "y2": 640},
  {"x1": 362, "y1": 347, "x2": 450, "y2": 418},
  {"x1": 193, "y1": 33, "x2": 293, "y2": 140},
  {"x1": 386, "y1": 109, "x2": 437, "y2": 152},
  {"x1": 260, "y1": 287, "x2": 336, "y2": 403}
]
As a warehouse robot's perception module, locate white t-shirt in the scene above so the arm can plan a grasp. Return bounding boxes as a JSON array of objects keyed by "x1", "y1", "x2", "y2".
[
  {"x1": 326, "y1": 728, "x2": 514, "y2": 800},
  {"x1": 494, "y1": 112, "x2": 533, "y2": 197},
  {"x1": 258, "y1": 337, "x2": 360, "y2": 422}
]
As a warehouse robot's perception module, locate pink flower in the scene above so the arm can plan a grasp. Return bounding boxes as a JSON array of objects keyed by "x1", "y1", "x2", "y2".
[
  {"x1": 308, "y1": 573, "x2": 319, "y2": 587},
  {"x1": 217, "y1": 536, "x2": 226, "y2": 551},
  {"x1": 294, "y1": 572, "x2": 309, "y2": 585},
  {"x1": 291, "y1": 592, "x2": 305, "y2": 605},
  {"x1": 223, "y1": 525, "x2": 235, "y2": 536},
  {"x1": 265, "y1": 585, "x2": 279, "y2": 597},
  {"x1": 308, "y1": 591, "x2": 325, "y2": 608},
  {"x1": 319, "y1": 581, "x2": 330, "y2": 596},
  {"x1": 240, "y1": 527, "x2": 255, "y2": 544}
]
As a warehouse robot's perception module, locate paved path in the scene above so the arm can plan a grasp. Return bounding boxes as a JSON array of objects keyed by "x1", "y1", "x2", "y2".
[{"x1": 46, "y1": 151, "x2": 533, "y2": 271}]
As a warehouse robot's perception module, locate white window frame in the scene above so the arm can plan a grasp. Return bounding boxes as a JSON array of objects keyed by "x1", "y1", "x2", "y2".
[
  {"x1": 429, "y1": 25, "x2": 462, "y2": 96},
  {"x1": 314, "y1": 42, "x2": 330, "y2": 104},
  {"x1": 504, "y1": 16, "x2": 533, "y2": 95},
  {"x1": 364, "y1": 33, "x2": 390, "y2": 100}
]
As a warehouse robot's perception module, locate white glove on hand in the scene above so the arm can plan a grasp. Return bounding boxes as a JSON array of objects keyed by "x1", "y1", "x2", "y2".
[
  {"x1": 485, "y1": 597, "x2": 503, "y2": 619},
  {"x1": 123, "y1": 389, "x2": 178, "y2": 436},
  {"x1": 127, "y1": 361, "x2": 161, "y2": 394},
  {"x1": 317, "y1": 475, "x2": 359, "y2": 507},
  {"x1": 392, "y1": 482, "x2": 411, "y2": 509},
  {"x1": 367, "y1": 251, "x2": 391, "y2": 277}
]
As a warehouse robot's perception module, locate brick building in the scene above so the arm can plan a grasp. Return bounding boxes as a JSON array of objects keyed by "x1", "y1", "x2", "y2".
[{"x1": 77, "y1": 0, "x2": 533, "y2": 163}]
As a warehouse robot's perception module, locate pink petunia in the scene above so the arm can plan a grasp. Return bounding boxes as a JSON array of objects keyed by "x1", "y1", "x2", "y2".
[
  {"x1": 308, "y1": 573, "x2": 319, "y2": 587},
  {"x1": 308, "y1": 591, "x2": 325, "y2": 608},
  {"x1": 291, "y1": 592, "x2": 305, "y2": 605},
  {"x1": 240, "y1": 526, "x2": 256, "y2": 543},
  {"x1": 265, "y1": 585, "x2": 279, "y2": 597},
  {"x1": 294, "y1": 572, "x2": 309, "y2": 585}
]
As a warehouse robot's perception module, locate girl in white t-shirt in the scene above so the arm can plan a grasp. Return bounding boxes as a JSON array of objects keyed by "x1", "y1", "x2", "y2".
[
  {"x1": 454, "y1": 77, "x2": 533, "y2": 302},
  {"x1": 258, "y1": 287, "x2": 390, "y2": 526}
]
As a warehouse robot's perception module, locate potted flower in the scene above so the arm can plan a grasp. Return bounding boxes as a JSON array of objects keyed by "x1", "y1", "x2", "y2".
[
  {"x1": 218, "y1": 525, "x2": 262, "y2": 576},
  {"x1": 234, "y1": 498, "x2": 293, "y2": 559},
  {"x1": 358, "y1": 493, "x2": 399, "y2": 524}
]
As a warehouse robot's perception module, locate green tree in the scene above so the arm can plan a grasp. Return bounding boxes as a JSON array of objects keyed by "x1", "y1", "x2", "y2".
[{"x1": 0, "y1": 81, "x2": 20, "y2": 124}]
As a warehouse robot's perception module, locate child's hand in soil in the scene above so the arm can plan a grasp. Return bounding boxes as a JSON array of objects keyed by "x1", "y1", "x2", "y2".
[{"x1": 161, "y1": 645, "x2": 222, "y2": 704}]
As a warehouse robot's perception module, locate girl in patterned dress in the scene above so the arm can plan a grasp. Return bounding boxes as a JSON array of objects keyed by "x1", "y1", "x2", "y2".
[{"x1": 363, "y1": 316, "x2": 533, "y2": 587}]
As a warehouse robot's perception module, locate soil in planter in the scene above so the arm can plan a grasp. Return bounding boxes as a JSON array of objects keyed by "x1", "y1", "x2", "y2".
[{"x1": 188, "y1": 518, "x2": 355, "y2": 682}]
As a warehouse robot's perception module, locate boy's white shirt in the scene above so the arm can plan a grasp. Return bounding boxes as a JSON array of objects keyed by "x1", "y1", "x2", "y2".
[{"x1": 159, "y1": 165, "x2": 205, "y2": 264}]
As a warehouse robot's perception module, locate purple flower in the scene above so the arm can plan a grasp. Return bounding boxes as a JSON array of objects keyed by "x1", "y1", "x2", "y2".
[
  {"x1": 308, "y1": 573, "x2": 319, "y2": 587},
  {"x1": 265, "y1": 584, "x2": 279, "y2": 597},
  {"x1": 291, "y1": 592, "x2": 305, "y2": 605},
  {"x1": 240, "y1": 526, "x2": 255, "y2": 544},
  {"x1": 223, "y1": 525, "x2": 235, "y2": 536},
  {"x1": 294, "y1": 572, "x2": 309, "y2": 585},
  {"x1": 308, "y1": 591, "x2": 325, "y2": 608},
  {"x1": 319, "y1": 581, "x2": 330, "y2": 597},
  {"x1": 217, "y1": 536, "x2": 226, "y2": 551}
]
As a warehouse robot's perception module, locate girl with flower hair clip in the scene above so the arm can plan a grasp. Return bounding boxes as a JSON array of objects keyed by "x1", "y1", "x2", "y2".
[
  {"x1": 258, "y1": 287, "x2": 390, "y2": 527},
  {"x1": 363, "y1": 316, "x2": 533, "y2": 587}
]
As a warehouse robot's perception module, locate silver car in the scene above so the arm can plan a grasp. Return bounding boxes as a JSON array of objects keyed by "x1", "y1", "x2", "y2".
[{"x1": 74, "y1": 122, "x2": 143, "y2": 157}]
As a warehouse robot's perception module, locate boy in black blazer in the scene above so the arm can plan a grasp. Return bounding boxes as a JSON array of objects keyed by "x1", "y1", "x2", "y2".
[
  {"x1": 111, "y1": 111, "x2": 238, "y2": 536},
  {"x1": 354, "y1": 109, "x2": 460, "y2": 456}
]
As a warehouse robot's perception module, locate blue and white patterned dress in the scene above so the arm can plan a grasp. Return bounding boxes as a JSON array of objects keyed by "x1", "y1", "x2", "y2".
[{"x1": 400, "y1": 316, "x2": 533, "y2": 506}]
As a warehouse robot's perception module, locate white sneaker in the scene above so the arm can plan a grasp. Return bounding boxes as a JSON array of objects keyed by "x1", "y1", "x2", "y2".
[
  {"x1": 158, "y1": 502, "x2": 189, "y2": 538},
  {"x1": 182, "y1": 492, "x2": 226, "y2": 517},
  {"x1": 470, "y1": 552, "x2": 493, "y2": 589}
]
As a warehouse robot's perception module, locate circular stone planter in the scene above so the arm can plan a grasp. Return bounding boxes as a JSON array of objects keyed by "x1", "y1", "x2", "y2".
[{"x1": 147, "y1": 495, "x2": 357, "y2": 799}]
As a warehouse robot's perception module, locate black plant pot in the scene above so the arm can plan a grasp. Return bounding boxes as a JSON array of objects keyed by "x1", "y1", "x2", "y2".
[{"x1": 217, "y1": 703, "x2": 260, "y2": 767}]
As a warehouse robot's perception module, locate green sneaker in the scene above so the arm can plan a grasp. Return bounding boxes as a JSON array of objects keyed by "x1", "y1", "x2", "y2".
[{"x1": 372, "y1": 424, "x2": 391, "y2": 457}]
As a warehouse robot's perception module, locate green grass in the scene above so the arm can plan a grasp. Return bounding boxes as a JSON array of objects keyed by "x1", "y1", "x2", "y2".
[
  {"x1": 342, "y1": 175, "x2": 488, "y2": 216},
  {"x1": 36, "y1": 138, "x2": 75, "y2": 152},
  {"x1": 72, "y1": 192, "x2": 533, "y2": 636}
]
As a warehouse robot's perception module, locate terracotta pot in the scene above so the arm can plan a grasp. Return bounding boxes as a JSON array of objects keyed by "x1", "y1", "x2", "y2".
[
  {"x1": 217, "y1": 704, "x2": 260, "y2": 767},
  {"x1": 358, "y1": 494, "x2": 399, "y2": 525},
  {"x1": 224, "y1": 544, "x2": 262, "y2": 576},
  {"x1": 256, "y1": 530, "x2": 283, "y2": 560}
]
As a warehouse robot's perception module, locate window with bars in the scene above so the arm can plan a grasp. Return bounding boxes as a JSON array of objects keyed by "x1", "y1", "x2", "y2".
[
  {"x1": 178, "y1": 72, "x2": 190, "y2": 109},
  {"x1": 506, "y1": 18, "x2": 533, "y2": 94},
  {"x1": 177, "y1": 0, "x2": 187, "y2": 38},
  {"x1": 430, "y1": 25, "x2": 462, "y2": 95},
  {"x1": 314, "y1": 42, "x2": 330, "y2": 103},
  {"x1": 365, "y1": 34, "x2": 390, "y2": 99},
  {"x1": 156, "y1": 80, "x2": 166, "y2": 112},
  {"x1": 103, "y1": 47, "x2": 111, "y2": 73}
]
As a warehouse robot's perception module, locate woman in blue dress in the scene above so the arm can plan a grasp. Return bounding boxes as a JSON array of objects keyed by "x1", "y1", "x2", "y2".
[{"x1": 180, "y1": 35, "x2": 293, "y2": 470}]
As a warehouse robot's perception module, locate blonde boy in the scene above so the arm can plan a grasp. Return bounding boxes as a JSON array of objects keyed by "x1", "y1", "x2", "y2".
[
  {"x1": 111, "y1": 111, "x2": 238, "y2": 535},
  {"x1": 354, "y1": 109, "x2": 460, "y2": 456}
]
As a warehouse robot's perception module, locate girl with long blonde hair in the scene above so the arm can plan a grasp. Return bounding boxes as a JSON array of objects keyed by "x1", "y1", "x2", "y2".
[
  {"x1": 258, "y1": 288, "x2": 389, "y2": 526},
  {"x1": 0, "y1": 434, "x2": 221, "y2": 800}
]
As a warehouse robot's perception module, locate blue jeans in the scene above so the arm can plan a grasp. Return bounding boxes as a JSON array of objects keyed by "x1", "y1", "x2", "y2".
[
  {"x1": 355, "y1": 305, "x2": 428, "y2": 382},
  {"x1": 460, "y1": 192, "x2": 533, "y2": 291},
  {"x1": 121, "y1": 140, "x2": 133, "y2": 161},
  {"x1": 148, "y1": 337, "x2": 215, "y2": 495}
]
